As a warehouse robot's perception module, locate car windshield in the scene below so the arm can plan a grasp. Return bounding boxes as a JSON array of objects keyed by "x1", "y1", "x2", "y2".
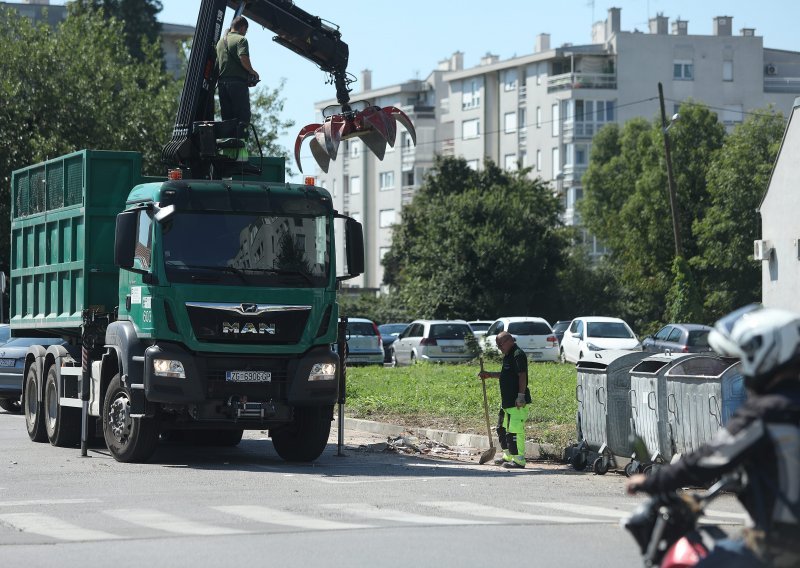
[
  {"x1": 430, "y1": 324, "x2": 471, "y2": 340},
  {"x1": 3, "y1": 337, "x2": 64, "y2": 348},
  {"x1": 586, "y1": 322, "x2": 634, "y2": 339},
  {"x1": 162, "y1": 212, "x2": 330, "y2": 288},
  {"x1": 688, "y1": 330, "x2": 710, "y2": 347},
  {"x1": 347, "y1": 322, "x2": 376, "y2": 336},
  {"x1": 508, "y1": 321, "x2": 552, "y2": 335},
  {"x1": 378, "y1": 324, "x2": 407, "y2": 335},
  {"x1": 553, "y1": 321, "x2": 570, "y2": 333},
  {"x1": 469, "y1": 323, "x2": 491, "y2": 332}
]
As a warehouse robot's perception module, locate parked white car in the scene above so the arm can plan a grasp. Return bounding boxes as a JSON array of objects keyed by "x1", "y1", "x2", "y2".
[
  {"x1": 344, "y1": 318, "x2": 384, "y2": 365},
  {"x1": 482, "y1": 317, "x2": 559, "y2": 362},
  {"x1": 468, "y1": 320, "x2": 494, "y2": 340},
  {"x1": 391, "y1": 320, "x2": 475, "y2": 366},
  {"x1": 559, "y1": 316, "x2": 641, "y2": 363}
]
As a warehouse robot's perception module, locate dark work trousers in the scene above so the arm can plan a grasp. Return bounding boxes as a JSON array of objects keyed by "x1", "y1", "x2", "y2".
[{"x1": 218, "y1": 79, "x2": 251, "y2": 125}]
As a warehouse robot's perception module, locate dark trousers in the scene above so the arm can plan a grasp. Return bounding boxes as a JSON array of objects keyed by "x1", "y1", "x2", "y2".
[{"x1": 218, "y1": 80, "x2": 251, "y2": 125}]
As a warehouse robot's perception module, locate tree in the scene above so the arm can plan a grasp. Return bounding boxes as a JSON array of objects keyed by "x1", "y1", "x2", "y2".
[
  {"x1": 692, "y1": 108, "x2": 785, "y2": 319},
  {"x1": 248, "y1": 79, "x2": 296, "y2": 173},
  {"x1": 70, "y1": 0, "x2": 163, "y2": 62},
  {"x1": 383, "y1": 156, "x2": 567, "y2": 321}
]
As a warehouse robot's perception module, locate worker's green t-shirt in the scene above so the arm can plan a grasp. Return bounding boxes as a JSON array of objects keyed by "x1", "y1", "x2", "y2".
[{"x1": 216, "y1": 32, "x2": 250, "y2": 81}]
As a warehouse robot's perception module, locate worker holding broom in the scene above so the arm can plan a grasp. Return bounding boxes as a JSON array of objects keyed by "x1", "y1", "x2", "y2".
[{"x1": 478, "y1": 331, "x2": 531, "y2": 468}]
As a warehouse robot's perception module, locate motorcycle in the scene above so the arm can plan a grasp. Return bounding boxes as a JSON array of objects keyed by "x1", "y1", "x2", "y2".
[{"x1": 623, "y1": 470, "x2": 744, "y2": 567}]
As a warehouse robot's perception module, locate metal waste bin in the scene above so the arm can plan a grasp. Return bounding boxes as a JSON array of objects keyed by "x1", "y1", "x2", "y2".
[
  {"x1": 573, "y1": 350, "x2": 649, "y2": 474},
  {"x1": 665, "y1": 356, "x2": 746, "y2": 457},
  {"x1": 628, "y1": 353, "x2": 686, "y2": 472}
]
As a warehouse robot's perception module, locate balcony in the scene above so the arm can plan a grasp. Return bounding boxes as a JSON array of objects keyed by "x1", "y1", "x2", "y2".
[
  {"x1": 441, "y1": 138, "x2": 455, "y2": 157},
  {"x1": 764, "y1": 76, "x2": 800, "y2": 93},
  {"x1": 519, "y1": 85, "x2": 527, "y2": 105},
  {"x1": 547, "y1": 72, "x2": 616, "y2": 93},
  {"x1": 401, "y1": 185, "x2": 417, "y2": 206}
]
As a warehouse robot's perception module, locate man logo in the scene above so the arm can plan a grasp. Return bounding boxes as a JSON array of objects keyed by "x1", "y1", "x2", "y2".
[
  {"x1": 241, "y1": 303, "x2": 258, "y2": 313},
  {"x1": 223, "y1": 322, "x2": 277, "y2": 335}
]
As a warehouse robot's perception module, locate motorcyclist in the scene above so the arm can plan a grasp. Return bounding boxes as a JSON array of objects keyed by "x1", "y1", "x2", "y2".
[{"x1": 626, "y1": 304, "x2": 800, "y2": 567}]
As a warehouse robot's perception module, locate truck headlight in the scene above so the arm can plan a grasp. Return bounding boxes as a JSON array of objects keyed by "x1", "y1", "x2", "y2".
[
  {"x1": 153, "y1": 359, "x2": 186, "y2": 378},
  {"x1": 308, "y1": 362, "x2": 336, "y2": 381}
]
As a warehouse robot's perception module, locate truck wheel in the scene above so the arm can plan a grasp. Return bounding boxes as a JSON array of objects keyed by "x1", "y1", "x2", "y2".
[
  {"x1": 24, "y1": 365, "x2": 47, "y2": 442},
  {"x1": 0, "y1": 397, "x2": 21, "y2": 413},
  {"x1": 270, "y1": 405, "x2": 332, "y2": 462},
  {"x1": 103, "y1": 374, "x2": 158, "y2": 463},
  {"x1": 45, "y1": 366, "x2": 80, "y2": 447}
]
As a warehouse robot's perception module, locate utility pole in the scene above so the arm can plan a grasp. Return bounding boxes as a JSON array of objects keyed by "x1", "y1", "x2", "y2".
[{"x1": 658, "y1": 82, "x2": 683, "y2": 257}]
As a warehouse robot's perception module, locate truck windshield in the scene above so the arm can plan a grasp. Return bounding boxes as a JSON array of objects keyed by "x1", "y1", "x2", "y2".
[{"x1": 162, "y1": 212, "x2": 330, "y2": 287}]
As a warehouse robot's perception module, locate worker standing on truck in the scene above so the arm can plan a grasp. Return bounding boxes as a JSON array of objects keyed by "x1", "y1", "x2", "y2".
[
  {"x1": 478, "y1": 331, "x2": 531, "y2": 468},
  {"x1": 216, "y1": 16, "x2": 259, "y2": 125}
]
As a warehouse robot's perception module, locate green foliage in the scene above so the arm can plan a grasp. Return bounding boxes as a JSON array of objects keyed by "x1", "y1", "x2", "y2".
[
  {"x1": 345, "y1": 361, "x2": 578, "y2": 447},
  {"x1": 665, "y1": 256, "x2": 704, "y2": 323},
  {"x1": 338, "y1": 292, "x2": 411, "y2": 325},
  {"x1": 70, "y1": 0, "x2": 163, "y2": 62},
  {"x1": 383, "y1": 156, "x2": 567, "y2": 322},
  {"x1": 248, "y1": 79, "x2": 296, "y2": 174},
  {"x1": 692, "y1": 109, "x2": 785, "y2": 320}
]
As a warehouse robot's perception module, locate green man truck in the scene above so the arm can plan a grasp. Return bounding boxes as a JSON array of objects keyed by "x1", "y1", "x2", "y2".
[{"x1": 7, "y1": 0, "x2": 420, "y2": 463}]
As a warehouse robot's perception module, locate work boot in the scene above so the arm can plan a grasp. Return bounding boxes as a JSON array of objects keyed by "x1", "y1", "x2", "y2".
[
  {"x1": 503, "y1": 457, "x2": 526, "y2": 469},
  {"x1": 494, "y1": 451, "x2": 512, "y2": 466}
]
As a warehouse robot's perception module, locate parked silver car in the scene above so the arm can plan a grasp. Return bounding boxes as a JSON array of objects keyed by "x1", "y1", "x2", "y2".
[
  {"x1": 344, "y1": 318, "x2": 384, "y2": 365},
  {"x1": 390, "y1": 320, "x2": 475, "y2": 366},
  {"x1": 0, "y1": 337, "x2": 68, "y2": 413}
]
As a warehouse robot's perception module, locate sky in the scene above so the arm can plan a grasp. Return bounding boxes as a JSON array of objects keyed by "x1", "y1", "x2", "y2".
[{"x1": 47, "y1": 1, "x2": 800, "y2": 180}]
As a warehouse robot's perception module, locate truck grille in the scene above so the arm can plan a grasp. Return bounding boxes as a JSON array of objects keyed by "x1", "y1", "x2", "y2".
[{"x1": 186, "y1": 302, "x2": 311, "y2": 344}]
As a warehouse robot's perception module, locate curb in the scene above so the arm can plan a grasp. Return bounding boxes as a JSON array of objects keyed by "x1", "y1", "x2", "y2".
[{"x1": 336, "y1": 417, "x2": 559, "y2": 460}]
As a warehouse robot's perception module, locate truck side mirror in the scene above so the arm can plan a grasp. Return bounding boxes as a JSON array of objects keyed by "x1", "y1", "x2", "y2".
[
  {"x1": 114, "y1": 210, "x2": 138, "y2": 269},
  {"x1": 343, "y1": 218, "x2": 364, "y2": 278}
]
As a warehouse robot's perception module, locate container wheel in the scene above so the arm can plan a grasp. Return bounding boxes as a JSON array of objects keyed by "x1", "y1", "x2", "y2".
[
  {"x1": 643, "y1": 464, "x2": 655, "y2": 477},
  {"x1": 103, "y1": 374, "x2": 158, "y2": 463},
  {"x1": 44, "y1": 366, "x2": 80, "y2": 447},
  {"x1": 270, "y1": 405, "x2": 332, "y2": 462},
  {"x1": 593, "y1": 457, "x2": 609, "y2": 475},
  {"x1": 624, "y1": 461, "x2": 638, "y2": 477},
  {"x1": 24, "y1": 365, "x2": 48, "y2": 442},
  {"x1": 570, "y1": 451, "x2": 587, "y2": 471}
]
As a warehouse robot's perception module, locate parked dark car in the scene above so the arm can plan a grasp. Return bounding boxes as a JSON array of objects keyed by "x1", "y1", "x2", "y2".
[
  {"x1": 552, "y1": 320, "x2": 571, "y2": 344},
  {"x1": 0, "y1": 337, "x2": 68, "y2": 413},
  {"x1": 378, "y1": 323, "x2": 409, "y2": 363},
  {"x1": 641, "y1": 323, "x2": 713, "y2": 354}
]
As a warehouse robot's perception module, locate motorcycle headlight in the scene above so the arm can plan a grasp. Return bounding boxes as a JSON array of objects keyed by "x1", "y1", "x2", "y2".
[
  {"x1": 153, "y1": 359, "x2": 186, "y2": 378},
  {"x1": 308, "y1": 362, "x2": 336, "y2": 381}
]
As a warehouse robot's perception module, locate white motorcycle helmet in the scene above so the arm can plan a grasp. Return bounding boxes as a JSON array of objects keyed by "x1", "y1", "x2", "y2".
[{"x1": 709, "y1": 304, "x2": 800, "y2": 392}]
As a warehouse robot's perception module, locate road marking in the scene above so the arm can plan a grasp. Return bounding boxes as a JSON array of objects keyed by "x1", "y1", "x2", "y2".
[
  {"x1": 0, "y1": 498, "x2": 102, "y2": 508},
  {"x1": 104, "y1": 509, "x2": 244, "y2": 536},
  {"x1": 420, "y1": 501, "x2": 605, "y2": 524},
  {"x1": 316, "y1": 477, "x2": 445, "y2": 485},
  {"x1": 213, "y1": 505, "x2": 372, "y2": 531},
  {"x1": 703, "y1": 509, "x2": 749, "y2": 521},
  {"x1": 321, "y1": 503, "x2": 495, "y2": 525},
  {"x1": 525, "y1": 502, "x2": 630, "y2": 519},
  {"x1": 0, "y1": 512, "x2": 119, "y2": 541}
]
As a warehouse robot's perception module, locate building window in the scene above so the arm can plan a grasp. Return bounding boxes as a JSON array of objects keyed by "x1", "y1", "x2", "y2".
[
  {"x1": 461, "y1": 78, "x2": 482, "y2": 110},
  {"x1": 504, "y1": 112, "x2": 517, "y2": 133},
  {"x1": 350, "y1": 176, "x2": 361, "y2": 195},
  {"x1": 462, "y1": 118, "x2": 480, "y2": 139},
  {"x1": 518, "y1": 108, "x2": 527, "y2": 130},
  {"x1": 536, "y1": 149, "x2": 542, "y2": 172},
  {"x1": 503, "y1": 69, "x2": 517, "y2": 91},
  {"x1": 723, "y1": 60, "x2": 733, "y2": 81},
  {"x1": 673, "y1": 60, "x2": 694, "y2": 80},
  {"x1": 536, "y1": 63, "x2": 542, "y2": 86},
  {"x1": 575, "y1": 144, "x2": 587, "y2": 166},
  {"x1": 379, "y1": 209, "x2": 395, "y2": 228},
  {"x1": 504, "y1": 154, "x2": 518, "y2": 170},
  {"x1": 403, "y1": 171, "x2": 415, "y2": 186},
  {"x1": 536, "y1": 106, "x2": 542, "y2": 128},
  {"x1": 551, "y1": 103, "x2": 559, "y2": 136},
  {"x1": 379, "y1": 171, "x2": 395, "y2": 190},
  {"x1": 350, "y1": 140, "x2": 361, "y2": 158},
  {"x1": 466, "y1": 159, "x2": 479, "y2": 171},
  {"x1": 552, "y1": 147, "x2": 560, "y2": 179},
  {"x1": 520, "y1": 150, "x2": 527, "y2": 167},
  {"x1": 569, "y1": 100, "x2": 616, "y2": 136}
]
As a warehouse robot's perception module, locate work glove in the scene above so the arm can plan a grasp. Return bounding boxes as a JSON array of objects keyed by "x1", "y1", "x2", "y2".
[{"x1": 515, "y1": 393, "x2": 527, "y2": 407}]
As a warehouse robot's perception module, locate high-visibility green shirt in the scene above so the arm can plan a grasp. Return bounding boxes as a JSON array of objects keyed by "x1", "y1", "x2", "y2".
[{"x1": 216, "y1": 32, "x2": 250, "y2": 81}]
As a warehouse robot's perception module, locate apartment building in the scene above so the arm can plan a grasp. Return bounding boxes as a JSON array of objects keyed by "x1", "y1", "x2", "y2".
[
  {"x1": 319, "y1": 8, "x2": 800, "y2": 290},
  {"x1": 0, "y1": 0, "x2": 193, "y2": 76}
]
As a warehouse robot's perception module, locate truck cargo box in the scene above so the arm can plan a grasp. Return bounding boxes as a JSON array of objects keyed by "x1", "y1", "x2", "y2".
[{"x1": 10, "y1": 150, "x2": 145, "y2": 332}]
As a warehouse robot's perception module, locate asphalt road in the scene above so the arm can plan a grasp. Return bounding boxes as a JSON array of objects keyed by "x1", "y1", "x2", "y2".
[{"x1": 0, "y1": 410, "x2": 747, "y2": 568}]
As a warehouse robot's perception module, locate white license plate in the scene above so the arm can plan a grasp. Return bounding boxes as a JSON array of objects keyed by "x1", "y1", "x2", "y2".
[
  {"x1": 442, "y1": 346, "x2": 464, "y2": 353},
  {"x1": 226, "y1": 370, "x2": 271, "y2": 383},
  {"x1": 0, "y1": 358, "x2": 15, "y2": 367},
  {"x1": 530, "y1": 352, "x2": 543, "y2": 359}
]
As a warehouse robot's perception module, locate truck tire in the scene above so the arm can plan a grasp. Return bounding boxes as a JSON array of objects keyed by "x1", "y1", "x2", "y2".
[
  {"x1": 103, "y1": 374, "x2": 159, "y2": 463},
  {"x1": 270, "y1": 405, "x2": 332, "y2": 462},
  {"x1": 0, "y1": 397, "x2": 21, "y2": 413},
  {"x1": 24, "y1": 365, "x2": 48, "y2": 442},
  {"x1": 44, "y1": 366, "x2": 80, "y2": 447}
]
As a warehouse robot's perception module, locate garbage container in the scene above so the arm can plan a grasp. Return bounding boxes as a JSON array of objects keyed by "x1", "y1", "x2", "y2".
[
  {"x1": 665, "y1": 356, "x2": 746, "y2": 457},
  {"x1": 573, "y1": 350, "x2": 649, "y2": 474},
  {"x1": 628, "y1": 353, "x2": 685, "y2": 472}
]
